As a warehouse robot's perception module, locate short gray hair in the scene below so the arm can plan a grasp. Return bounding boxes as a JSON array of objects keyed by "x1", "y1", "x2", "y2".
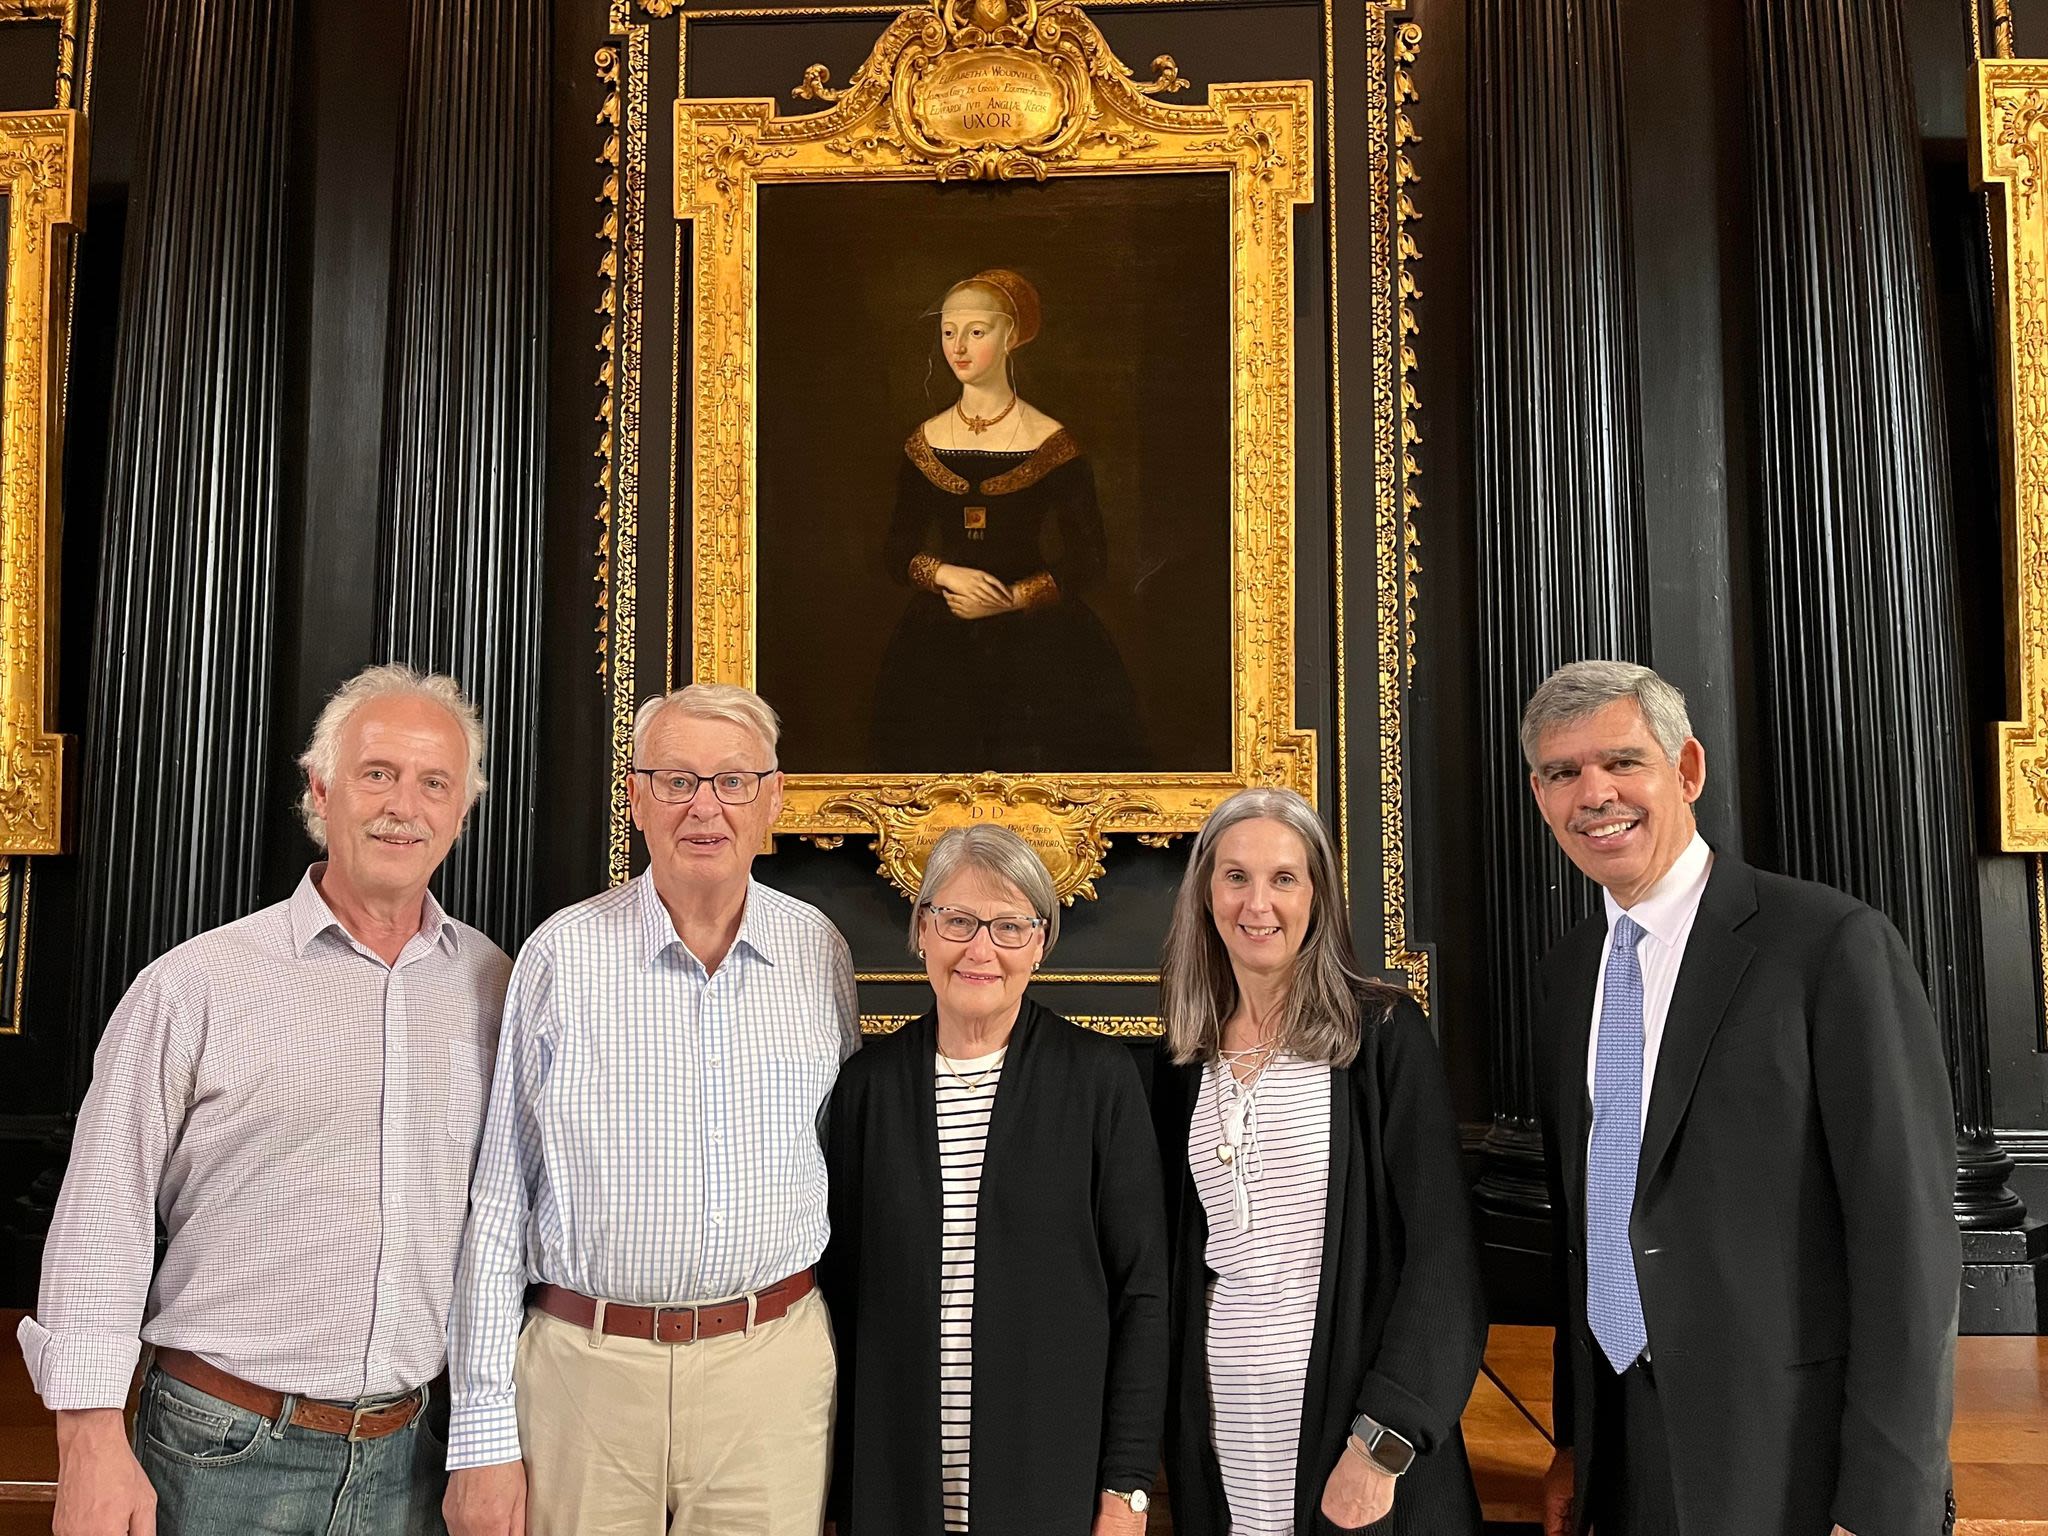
[
  {"x1": 1159, "y1": 786, "x2": 1402, "y2": 1068},
  {"x1": 298, "y1": 664, "x2": 487, "y2": 849},
  {"x1": 1520, "y1": 660, "x2": 1693, "y2": 769},
  {"x1": 633, "y1": 683, "x2": 781, "y2": 765},
  {"x1": 907, "y1": 825, "x2": 1061, "y2": 957}
]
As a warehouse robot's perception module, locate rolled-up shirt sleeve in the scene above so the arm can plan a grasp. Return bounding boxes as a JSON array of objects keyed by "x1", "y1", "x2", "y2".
[
  {"x1": 445, "y1": 946, "x2": 554, "y2": 1469},
  {"x1": 19, "y1": 968, "x2": 195, "y2": 1409}
]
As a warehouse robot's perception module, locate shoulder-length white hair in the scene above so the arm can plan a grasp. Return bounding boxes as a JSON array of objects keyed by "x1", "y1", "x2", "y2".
[{"x1": 1159, "y1": 787, "x2": 1403, "y2": 1067}]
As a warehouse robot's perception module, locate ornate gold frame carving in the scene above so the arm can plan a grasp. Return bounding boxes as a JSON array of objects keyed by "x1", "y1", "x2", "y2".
[
  {"x1": 1975, "y1": 60, "x2": 2048, "y2": 849},
  {"x1": 0, "y1": 111, "x2": 78, "y2": 855},
  {"x1": 667, "y1": 0, "x2": 1314, "y2": 900}
]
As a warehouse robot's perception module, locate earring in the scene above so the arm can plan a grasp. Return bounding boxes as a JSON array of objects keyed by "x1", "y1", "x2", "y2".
[{"x1": 916, "y1": 949, "x2": 925, "y2": 960}]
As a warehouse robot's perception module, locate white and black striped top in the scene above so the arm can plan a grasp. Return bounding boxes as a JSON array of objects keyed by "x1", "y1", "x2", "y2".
[
  {"x1": 1190, "y1": 1053, "x2": 1333, "y2": 1536},
  {"x1": 937, "y1": 1047, "x2": 1006, "y2": 1534}
]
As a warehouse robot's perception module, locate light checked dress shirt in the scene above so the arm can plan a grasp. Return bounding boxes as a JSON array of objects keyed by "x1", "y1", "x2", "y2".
[
  {"x1": 19, "y1": 866, "x2": 511, "y2": 1409},
  {"x1": 1585, "y1": 832, "x2": 1714, "y2": 1122},
  {"x1": 445, "y1": 873, "x2": 860, "y2": 1469}
]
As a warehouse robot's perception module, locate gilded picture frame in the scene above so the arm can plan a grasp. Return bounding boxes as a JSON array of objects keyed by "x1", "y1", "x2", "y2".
[
  {"x1": 597, "y1": 0, "x2": 1431, "y2": 1010},
  {"x1": 668, "y1": 0, "x2": 1314, "y2": 901},
  {"x1": 0, "y1": 108, "x2": 78, "y2": 857},
  {"x1": 1975, "y1": 58, "x2": 2048, "y2": 851}
]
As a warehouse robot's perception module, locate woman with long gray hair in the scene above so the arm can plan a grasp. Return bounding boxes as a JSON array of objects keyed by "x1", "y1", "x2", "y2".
[
  {"x1": 820, "y1": 825, "x2": 1167, "y2": 1535},
  {"x1": 1153, "y1": 787, "x2": 1484, "y2": 1534}
]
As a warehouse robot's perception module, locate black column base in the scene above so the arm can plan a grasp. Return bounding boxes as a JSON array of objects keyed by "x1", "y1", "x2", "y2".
[
  {"x1": 1474, "y1": 1118, "x2": 1549, "y2": 1218},
  {"x1": 1959, "y1": 1221, "x2": 2046, "y2": 1334},
  {"x1": 1474, "y1": 1119, "x2": 1556, "y2": 1324},
  {"x1": 1955, "y1": 1132, "x2": 2027, "y2": 1230}
]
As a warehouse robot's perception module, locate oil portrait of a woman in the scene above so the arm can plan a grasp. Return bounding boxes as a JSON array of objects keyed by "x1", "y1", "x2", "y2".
[{"x1": 871, "y1": 268, "x2": 1149, "y2": 771}]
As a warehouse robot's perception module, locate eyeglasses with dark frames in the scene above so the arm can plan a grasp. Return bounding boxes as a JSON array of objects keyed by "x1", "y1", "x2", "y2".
[
  {"x1": 920, "y1": 904, "x2": 1045, "y2": 949},
  {"x1": 632, "y1": 768, "x2": 775, "y2": 805}
]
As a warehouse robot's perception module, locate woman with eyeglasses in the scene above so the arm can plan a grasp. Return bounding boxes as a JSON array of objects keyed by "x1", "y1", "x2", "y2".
[
  {"x1": 820, "y1": 825, "x2": 1167, "y2": 1536},
  {"x1": 1154, "y1": 787, "x2": 1485, "y2": 1535}
]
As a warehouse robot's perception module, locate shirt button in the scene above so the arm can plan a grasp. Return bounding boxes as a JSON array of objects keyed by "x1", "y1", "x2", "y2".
[{"x1": 710, "y1": 1211, "x2": 724, "y2": 1225}]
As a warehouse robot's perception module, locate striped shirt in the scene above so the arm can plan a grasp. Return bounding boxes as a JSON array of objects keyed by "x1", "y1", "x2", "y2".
[
  {"x1": 446, "y1": 873, "x2": 860, "y2": 1469},
  {"x1": 19, "y1": 866, "x2": 511, "y2": 1409},
  {"x1": 1191, "y1": 1054, "x2": 1332, "y2": 1536},
  {"x1": 935, "y1": 1047, "x2": 1005, "y2": 1533}
]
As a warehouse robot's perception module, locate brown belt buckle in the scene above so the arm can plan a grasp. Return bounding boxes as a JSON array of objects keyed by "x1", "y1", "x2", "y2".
[
  {"x1": 653, "y1": 1304, "x2": 700, "y2": 1345},
  {"x1": 346, "y1": 1401, "x2": 377, "y2": 1443}
]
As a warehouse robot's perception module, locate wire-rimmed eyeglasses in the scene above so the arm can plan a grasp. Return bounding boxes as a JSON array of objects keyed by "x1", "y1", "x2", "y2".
[
  {"x1": 632, "y1": 768, "x2": 775, "y2": 805},
  {"x1": 920, "y1": 904, "x2": 1046, "y2": 949}
]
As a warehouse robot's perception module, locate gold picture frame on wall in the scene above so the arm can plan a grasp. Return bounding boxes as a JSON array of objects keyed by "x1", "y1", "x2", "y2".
[
  {"x1": 597, "y1": 0, "x2": 1431, "y2": 1007},
  {"x1": 667, "y1": 0, "x2": 1314, "y2": 901},
  {"x1": 0, "y1": 108, "x2": 78, "y2": 856}
]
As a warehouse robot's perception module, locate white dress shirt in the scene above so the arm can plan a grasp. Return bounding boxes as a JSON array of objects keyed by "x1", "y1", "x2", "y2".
[
  {"x1": 446, "y1": 873, "x2": 860, "y2": 1469},
  {"x1": 1587, "y1": 832, "x2": 1715, "y2": 1125},
  {"x1": 19, "y1": 867, "x2": 510, "y2": 1409}
]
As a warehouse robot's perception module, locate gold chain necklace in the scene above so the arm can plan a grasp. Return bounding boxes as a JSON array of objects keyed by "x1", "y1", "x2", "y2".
[
  {"x1": 938, "y1": 1046, "x2": 1006, "y2": 1092},
  {"x1": 954, "y1": 394, "x2": 1018, "y2": 434}
]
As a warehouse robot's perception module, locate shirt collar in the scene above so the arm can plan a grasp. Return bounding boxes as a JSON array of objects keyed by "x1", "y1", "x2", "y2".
[
  {"x1": 288, "y1": 863, "x2": 459, "y2": 959},
  {"x1": 635, "y1": 871, "x2": 777, "y2": 971},
  {"x1": 1602, "y1": 832, "x2": 1712, "y2": 949}
]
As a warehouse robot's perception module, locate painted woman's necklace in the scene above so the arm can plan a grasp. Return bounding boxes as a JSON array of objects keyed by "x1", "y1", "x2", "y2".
[{"x1": 955, "y1": 393, "x2": 1018, "y2": 434}]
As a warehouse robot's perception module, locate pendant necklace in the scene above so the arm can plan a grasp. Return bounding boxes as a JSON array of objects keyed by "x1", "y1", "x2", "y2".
[
  {"x1": 938, "y1": 1046, "x2": 1006, "y2": 1092},
  {"x1": 955, "y1": 393, "x2": 1018, "y2": 434}
]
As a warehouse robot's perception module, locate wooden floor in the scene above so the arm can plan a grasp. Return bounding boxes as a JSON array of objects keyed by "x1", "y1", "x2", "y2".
[
  {"x1": 1463, "y1": 1325, "x2": 2048, "y2": 1533},
  {"x1": 0, "y1": 1313, "x2": 2034, "y2": 1532}
]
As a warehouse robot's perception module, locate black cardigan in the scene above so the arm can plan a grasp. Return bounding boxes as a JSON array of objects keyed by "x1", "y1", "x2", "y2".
[
  {"x1": 1153, "y1": 996, "x2": 1486, "y2": 1535},
  {"x1": 821, "y1": 997, "x2": 1169, "y2": 1535}
]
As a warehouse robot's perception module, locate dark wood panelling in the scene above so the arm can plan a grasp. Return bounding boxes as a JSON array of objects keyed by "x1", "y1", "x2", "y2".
[
  {"x1": 1745, "y1": 0, "x2": 2021, "y2": 1230},
  {"x1": 1467, "y1": 0, "x2": 1652, "y2": 1232},
  {"x1": 73, "y1": 0, "x2": 296, "y2": 1060},
  {"x1": 377, "y1": 0, "x2": 549, "y2": 951}
]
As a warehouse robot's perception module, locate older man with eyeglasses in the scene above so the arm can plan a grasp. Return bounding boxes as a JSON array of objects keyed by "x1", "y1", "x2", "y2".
[{"x1": 443, "y1": 683, "x2": 859, "y2": 1536}]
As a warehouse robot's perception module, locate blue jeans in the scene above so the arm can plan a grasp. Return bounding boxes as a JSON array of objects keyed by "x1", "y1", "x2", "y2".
[{"x1": 133, "y1": 1366, "x2": 449, "y2": 1536}]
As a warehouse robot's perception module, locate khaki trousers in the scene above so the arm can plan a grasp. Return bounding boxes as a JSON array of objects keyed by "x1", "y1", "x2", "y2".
[{"x1": 513, "y1": 1289, "x2": 836, "y2": 1536}]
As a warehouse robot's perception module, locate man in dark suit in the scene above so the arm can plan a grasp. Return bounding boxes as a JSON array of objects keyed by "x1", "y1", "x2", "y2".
[{"x1": 1525, "y1": 660, "x2": 1958, "y2": 1536}]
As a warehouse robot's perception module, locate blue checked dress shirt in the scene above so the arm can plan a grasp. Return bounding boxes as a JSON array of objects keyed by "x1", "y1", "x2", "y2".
[
  {"x1": 1587, "y1": 914, "x2": 1651, "y2": 1373},
  {"x1": 445, "y1": 873, "x2": 859, "y2": 1469}
]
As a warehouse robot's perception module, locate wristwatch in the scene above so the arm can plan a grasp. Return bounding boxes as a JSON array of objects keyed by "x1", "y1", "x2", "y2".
[
  {"x1": 1348, "y1": 1412, "x2": 1417, "y2": 1477},
  {"x1": 1103, "y1": 1487, "x2": 1151, "y2": 1514}
]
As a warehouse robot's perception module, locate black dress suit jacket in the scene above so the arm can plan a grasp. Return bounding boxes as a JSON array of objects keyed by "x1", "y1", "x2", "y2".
[
  {"x1": 1538, "y1": 853, "x2": 1959, "y2": 1536},
  {"x1": 820, "y1": 997, "x2": 1168, "y2": 1536},
  {"x1": 1155, "y1": 997, "x2": 1486, "y2": 1536}
]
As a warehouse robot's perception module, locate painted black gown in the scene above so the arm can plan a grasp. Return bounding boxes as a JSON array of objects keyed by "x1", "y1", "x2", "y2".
[{"x1": 872, "y1": 425, "x2": 1148, "y2": 771}]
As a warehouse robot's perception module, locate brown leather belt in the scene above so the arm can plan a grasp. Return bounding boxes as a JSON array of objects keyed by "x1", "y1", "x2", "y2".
[
  {"x1": 533, "y1": 1268, "x2": 815, "y2": 1345},
  {"x1": 153, "y1": 1349, "x2": 430, "y2": 1441}
]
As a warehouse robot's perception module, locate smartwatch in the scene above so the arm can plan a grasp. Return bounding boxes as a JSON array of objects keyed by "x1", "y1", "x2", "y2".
[
  {"x1": 1348, "y1": 1412, "x2": 1416, "y2": 1476},
  {"x1": 1103, "y1": 1487, "x2": 1151, "y2": 1514}
]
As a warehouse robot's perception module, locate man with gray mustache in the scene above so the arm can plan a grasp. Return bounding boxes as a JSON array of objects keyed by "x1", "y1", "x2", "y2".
[
  {"x1": 21, "y1": 664, "x2": 512, "y2": 1536},
  {"x1": 1522, "y1": 660, "x2": 1957, "y2": 1536}
]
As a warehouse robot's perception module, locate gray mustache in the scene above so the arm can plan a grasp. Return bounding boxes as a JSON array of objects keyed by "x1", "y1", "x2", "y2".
[{"x1": 364, "y1": 817, "x2": 431, "y2": 841}]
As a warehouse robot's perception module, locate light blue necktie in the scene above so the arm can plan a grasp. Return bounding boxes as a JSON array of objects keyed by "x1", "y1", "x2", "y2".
[{"x1": 1587, "y1": 914, "x2": 1651, "y2": 1373}]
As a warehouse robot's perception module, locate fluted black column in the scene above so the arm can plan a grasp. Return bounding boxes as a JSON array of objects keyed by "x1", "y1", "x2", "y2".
[
  {"x1": 376, "y1": 0, "x2": 549, "y2": 948},
  {"x1": 1745, "y1": 0, "x2": 2021, "y2": 1227},
  {"x1": 74, "y1": 0, "x2": 295, "y2": 1057},
  {"x1": 1470, "y1": 0, "x2": 1653, "y2": 1222}
]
